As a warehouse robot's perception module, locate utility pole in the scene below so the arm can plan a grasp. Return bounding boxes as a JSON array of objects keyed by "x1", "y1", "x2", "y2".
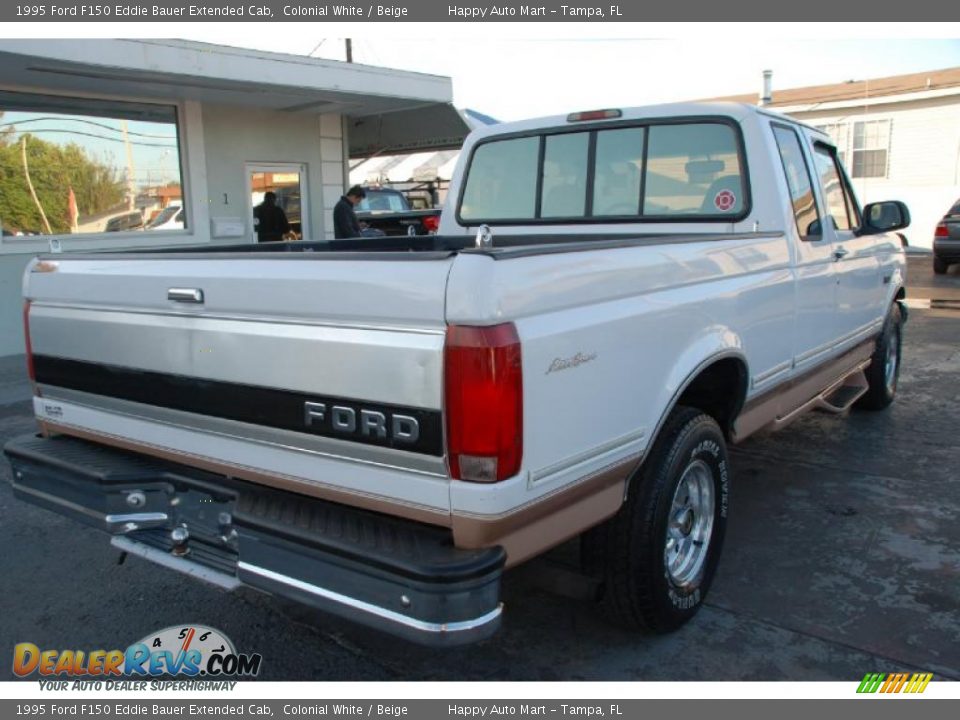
[
  {"x1": 121, "y1": 120, "x2": 136, "y2": 211},
  {"x1": 20, "y1": 137, "x2": 53, "y2": 235},
  {"x1": 345, "y1": 38, "x2": 353, "y2": 63}
]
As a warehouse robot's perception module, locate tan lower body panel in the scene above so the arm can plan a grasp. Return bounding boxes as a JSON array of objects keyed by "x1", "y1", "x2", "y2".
[
  {"x1": 452, "y1": 455, "x2": 638, "y2": 567},
  {"x1": 732, "y1": 339, "x2": 876, "y2": 442}
]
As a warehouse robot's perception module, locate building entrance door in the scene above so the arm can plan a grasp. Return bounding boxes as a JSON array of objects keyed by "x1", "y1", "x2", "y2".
[{"x1": 247, "y1": 163, "x2": 308, "y2": 242}]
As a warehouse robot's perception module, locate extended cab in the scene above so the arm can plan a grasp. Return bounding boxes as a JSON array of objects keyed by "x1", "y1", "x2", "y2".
[{"x1": 5, "y1": 103, "x2": 909, "y2": 645}]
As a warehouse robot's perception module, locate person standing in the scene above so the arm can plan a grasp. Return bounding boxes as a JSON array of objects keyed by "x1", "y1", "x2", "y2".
[
  {"x1": 253, "y1": 191, "x2": 290, "y2": 243},
  {"x1": 333, "y1": 186, "x2": 366, "y2": 239}
]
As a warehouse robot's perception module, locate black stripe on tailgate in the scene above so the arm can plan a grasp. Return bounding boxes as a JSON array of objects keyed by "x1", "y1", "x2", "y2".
[{"x1": 33, "y1": 355, "x2": 443, "y2": 456}]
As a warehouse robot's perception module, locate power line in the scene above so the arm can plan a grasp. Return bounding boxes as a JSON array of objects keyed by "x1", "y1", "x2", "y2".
[
  {"x1": 3, "y1": 128, "x2": 177, "y2": 149},
  {"x1": 0, "y1": 116, "x2": 175, "y2": 139}
]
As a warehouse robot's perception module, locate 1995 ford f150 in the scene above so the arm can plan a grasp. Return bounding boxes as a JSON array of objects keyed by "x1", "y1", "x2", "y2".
[{"x1": 4, "y1": 103, "x2": 910, "y2": 645}]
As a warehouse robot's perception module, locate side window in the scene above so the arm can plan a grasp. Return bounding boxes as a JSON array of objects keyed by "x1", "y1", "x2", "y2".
[
  {"x1": 460, "y1": 136, "x2": 539, "y2": 222},
  {"x1": 592, "y1": 127, "x2": 644, "y2": 217},
  {"x1": 0, "y1": 91, "x2": 185, "y2": 239},
  {"x1": 813, "y1": 145, "x2": 859, "y2": 231},
  {"x1": 540, "y1": 132, "x2": 589, "y2": 218},
  {"x1": 643, "y1": 123, "x2": 744, "y2": 216},
  {"x1": 772, "y1": 125, "x2": 820, "y2": 240}
]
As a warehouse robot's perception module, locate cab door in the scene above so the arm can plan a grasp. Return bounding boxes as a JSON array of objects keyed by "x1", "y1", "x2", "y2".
[
  {"x1": 810, "y1": 144, "x2": 884, "y2": 347},
  {"x1": 770, "y1": 124, "x2": 837, "y2": 378}
]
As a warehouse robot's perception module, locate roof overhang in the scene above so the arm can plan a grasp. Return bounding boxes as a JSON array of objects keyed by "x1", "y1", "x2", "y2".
[
  {"x1": 0, "y1": 39, "x2": 470, "y2": 155},
  {"x1": 348, "y1": 104, "x2": 473, "y2": 158}
]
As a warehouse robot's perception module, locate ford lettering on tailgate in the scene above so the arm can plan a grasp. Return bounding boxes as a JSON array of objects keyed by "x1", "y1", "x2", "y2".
[{"x1": 31, "y1": 355, "x2": 443, "y2": 456}]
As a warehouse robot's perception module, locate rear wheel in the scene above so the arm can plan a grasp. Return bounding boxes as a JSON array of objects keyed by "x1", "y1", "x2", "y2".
[
  {"x1": 933, "y1": 257, "x2": 948, "y2": 275},
  {"x1": 856, "y1": 304, "x2": 903, "y2": 411},
  {"x1": 584, "y1": 406, "x2": 729, "y2": 633}
]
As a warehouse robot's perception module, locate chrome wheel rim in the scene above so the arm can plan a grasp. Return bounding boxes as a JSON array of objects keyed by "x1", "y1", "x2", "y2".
[
  {"x1": 884, "y1": 327, "x2": 900, "y2": 394},
  {"x1": 664, "y1": 459, "x2": 715, "y2": 589}
]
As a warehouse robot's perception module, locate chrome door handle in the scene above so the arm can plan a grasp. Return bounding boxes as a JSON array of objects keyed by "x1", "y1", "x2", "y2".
[
  {"x1": 833, "y1": 247, "x2": 849, "y2": 261},
  {"x1": 168, "y1": 288, "x2": 204, "y2": 304}
]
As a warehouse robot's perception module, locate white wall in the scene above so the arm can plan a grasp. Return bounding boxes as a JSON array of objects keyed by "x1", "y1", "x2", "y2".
[
  {"x1": 200, "y1": 104, "x2": 343, "y2": 243},
  {"x1": 795, "y1": 95, "x2": 960, "y2": 249}
]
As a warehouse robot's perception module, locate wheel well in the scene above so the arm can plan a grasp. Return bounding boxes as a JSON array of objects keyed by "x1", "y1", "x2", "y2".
[{"x1": 675, "y1": 357, "x2": 748, "y2": 437}]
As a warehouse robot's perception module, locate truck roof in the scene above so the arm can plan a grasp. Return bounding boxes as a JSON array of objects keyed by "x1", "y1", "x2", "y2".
[{"x1": 466, "y1": 101, "x2": 820, "y2": 141}]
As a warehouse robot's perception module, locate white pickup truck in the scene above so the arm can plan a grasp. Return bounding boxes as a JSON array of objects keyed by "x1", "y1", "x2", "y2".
[{"x1": 5, "y1": 102, "x2": 910, "y2": 646}]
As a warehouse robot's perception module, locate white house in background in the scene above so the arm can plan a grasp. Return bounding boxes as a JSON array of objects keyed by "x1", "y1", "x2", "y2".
[
  {"x1": 0, "y1": 39, "x2": 469, "y2": 357},
  {"x1": 712, "y1": 67, "x2": 960, "y2": 250}
]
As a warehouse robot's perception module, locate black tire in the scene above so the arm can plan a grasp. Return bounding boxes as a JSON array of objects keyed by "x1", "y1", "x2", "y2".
[
  {"x1": 856, "y1": 304, "x2": 903, "y2": 411},
  {"x1": 933, "y1": 257, "x2": 948, "y2": 275},
  {"x1": 584, "y1": 406, "x2": 729, "y2": 633}
]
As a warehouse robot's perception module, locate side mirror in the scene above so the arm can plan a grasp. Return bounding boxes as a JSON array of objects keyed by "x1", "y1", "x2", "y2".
[{"x1": 862, "y1": 201, "x2": 911, "y2": 233}]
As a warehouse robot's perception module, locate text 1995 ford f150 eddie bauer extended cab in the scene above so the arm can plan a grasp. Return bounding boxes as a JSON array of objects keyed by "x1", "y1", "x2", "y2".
[{"x1": 5, "y1": 103, "x2": 909, "y2": 645}]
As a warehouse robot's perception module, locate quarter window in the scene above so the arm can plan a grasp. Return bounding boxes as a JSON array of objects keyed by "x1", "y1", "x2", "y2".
[{"x1": 772, "y1": 125, "x2": 820, "y2": 240}]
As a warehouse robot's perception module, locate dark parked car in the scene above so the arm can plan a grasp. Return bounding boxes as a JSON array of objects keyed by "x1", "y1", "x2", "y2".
[
  {"x1": 933, "y1": 198, "x2": 960, "y2": 274},
  {"x1": 105, "y1": 211, "x2": 144, "y2": 233},
  {"x1": 356, "y1": 187, "x2": 441, "y2": 236}
]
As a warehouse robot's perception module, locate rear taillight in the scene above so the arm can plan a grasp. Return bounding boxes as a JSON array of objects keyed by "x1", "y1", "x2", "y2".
[
  {"x1": 23, "y1": 300, "x2": 34, "y2": 382},
  {"x1": 935, "y1": 223, "x2": 949, "y2": 237},
  {"x1": 422, "y1": 214, "x2": 440, "y2": 234},
  {"x1": 444, "y1": 323, "x2": 523, "y2": 482}
]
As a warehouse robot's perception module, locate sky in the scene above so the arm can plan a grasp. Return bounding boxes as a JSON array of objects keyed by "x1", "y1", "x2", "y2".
[
  {"x1": 4, "y1": 29, "x2": 959, "y2": 194},
  {"x1": 227, "y1": 37, "x2": 960, "y2": 122}
]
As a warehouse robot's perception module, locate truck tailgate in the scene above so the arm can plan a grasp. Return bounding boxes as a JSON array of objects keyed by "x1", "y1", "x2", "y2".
[{"x1": 25, "y1": 254, "x2": 455, "y2": 523}]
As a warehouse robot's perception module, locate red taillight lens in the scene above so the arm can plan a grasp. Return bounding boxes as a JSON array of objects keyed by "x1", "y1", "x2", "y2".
[
  {"x1": 23, "y1": 300, "x2": 35, "y2": 382},
  {"x1": 935, "y1": 223, "x2": 949, "y2": 237},
  {"x1": 444, "y1": 323, "x2": 523, "y2": 482},
  {"x1": 422, "y1": 214, "x2": 440, "y2": 234}
]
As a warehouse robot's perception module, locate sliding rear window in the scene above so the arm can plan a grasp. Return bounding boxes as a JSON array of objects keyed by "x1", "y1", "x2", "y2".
[{"x1": 458, "y1": 118, "x2": 747, "y2": 224}]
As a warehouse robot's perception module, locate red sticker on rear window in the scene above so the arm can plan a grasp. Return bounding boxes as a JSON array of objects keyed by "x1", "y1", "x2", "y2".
[{"x1": 714, "y1": 189, "x2": 736, "y2": 212}]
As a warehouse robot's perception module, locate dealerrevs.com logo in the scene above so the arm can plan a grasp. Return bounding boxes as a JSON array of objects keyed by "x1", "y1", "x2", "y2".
[{"x1": 13, "y1": 625, "x2": 262, "y2": 688}]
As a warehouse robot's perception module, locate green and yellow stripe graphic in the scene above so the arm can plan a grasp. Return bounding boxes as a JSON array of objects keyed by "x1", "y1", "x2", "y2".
[{"x1": 857, "y1": 672, "x2": 933, "y2": 694}]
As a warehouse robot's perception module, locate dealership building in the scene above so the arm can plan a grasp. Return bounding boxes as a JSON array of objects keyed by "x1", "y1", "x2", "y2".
[{"x1": 0, "y1": 39, "x2": 469, "y2": 357}]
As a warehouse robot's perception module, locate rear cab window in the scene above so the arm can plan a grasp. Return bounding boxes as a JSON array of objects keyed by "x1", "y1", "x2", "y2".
[{"x1": 458, "y1": 118, "x2": 748, "y2": 225}]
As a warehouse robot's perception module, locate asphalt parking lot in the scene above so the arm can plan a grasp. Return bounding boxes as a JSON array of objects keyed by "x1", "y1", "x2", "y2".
[{"x1": 1, "y1": 254, "x2": 958, "y2": 682}]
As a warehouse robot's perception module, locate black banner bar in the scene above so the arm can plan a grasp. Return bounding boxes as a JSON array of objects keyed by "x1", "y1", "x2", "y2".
[
  {"x1": 0, "y1": 698, "x2": 957, "y2": 719},
  {"x1": 0, "y1": 0, "x2": 946, "y2": 22}
]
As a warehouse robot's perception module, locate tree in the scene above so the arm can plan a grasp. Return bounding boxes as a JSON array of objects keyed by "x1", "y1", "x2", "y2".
[{"x1": 0, "y1": 128, "x2": 125, "y2": 234}]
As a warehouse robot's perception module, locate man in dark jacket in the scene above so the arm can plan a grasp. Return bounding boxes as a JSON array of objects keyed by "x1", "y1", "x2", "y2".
[
  {"x1": 333, "y1": 186, "x2": 366, "y2": 239},
  {"x1": 253, "y1": 191, "x2": 290, "y2": 243}
]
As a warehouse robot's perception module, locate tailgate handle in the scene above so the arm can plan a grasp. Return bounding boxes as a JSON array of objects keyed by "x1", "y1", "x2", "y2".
[{"x1": 168, "y1": 288, "x2": 204, "y2": 304}]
